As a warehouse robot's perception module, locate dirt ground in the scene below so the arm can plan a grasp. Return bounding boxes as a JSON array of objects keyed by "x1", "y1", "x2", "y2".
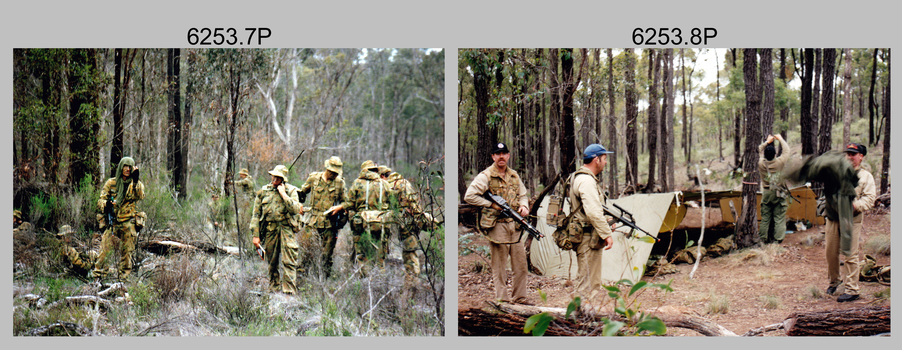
[{"x1": 457, "y1": 208, "x2": 891, "y2": 336}]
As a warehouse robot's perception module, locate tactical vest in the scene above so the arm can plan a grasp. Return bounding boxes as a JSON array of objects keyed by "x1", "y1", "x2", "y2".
[
  {"x1": 567, "y1": 167, "x2": 601, "y2": 228},
  {"x1": 478, "y1": 166, "x2": 523, "y2": 228}
]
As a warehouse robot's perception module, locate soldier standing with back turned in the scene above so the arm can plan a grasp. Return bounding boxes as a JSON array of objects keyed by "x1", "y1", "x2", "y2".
[
  {"x1": 464, "y1": 142, "x2": 531, "y2": 304},
  {"x1": 758, "y1": 134, "x2": 791, "y2": 244}
]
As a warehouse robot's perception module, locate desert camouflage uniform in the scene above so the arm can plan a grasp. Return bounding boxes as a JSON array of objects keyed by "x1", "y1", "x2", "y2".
[
  {"x1": 58, "y1": 225, "x2": 100, "y2": 276},
  {"x1": 299, "y1": 157, "x2": 349, "y2": 278},
  {"x1": 347, "y1": 160, "x2": 391, "y2": 266},
  {"x1": 93, "y1": 157, "x2": 145, "y2": 281},
  {"x1": 251, "y1": 165, "x2": 304, "y2": 294},
  {"x1": 387, "y1": 172, "x2": 422, "y2": 277}
]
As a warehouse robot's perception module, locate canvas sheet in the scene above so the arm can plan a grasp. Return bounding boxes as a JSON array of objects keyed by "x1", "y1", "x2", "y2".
[{"x1": 531, "y1": 192, "x2": 682, "y2": 283}]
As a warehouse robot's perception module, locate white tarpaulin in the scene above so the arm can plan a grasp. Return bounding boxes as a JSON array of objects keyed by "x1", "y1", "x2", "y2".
[{"x1": 531, "y1": 192, "x2": 682, "y2": 284}]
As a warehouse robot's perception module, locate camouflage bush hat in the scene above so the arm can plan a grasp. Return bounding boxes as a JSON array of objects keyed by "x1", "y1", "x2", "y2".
[
  {"x1": 377, "y1": 166, "x2": 392, "y2": 176},
  {"x1": 325, "y1": 156, "x2": 343, "y2": 175},
  {"x1": 239, "y1": 168, "x2": 250, "y2": 176},
  {"x1": 361, "y1": 160, "x2": 377, "y2": 171},
  {"x1": 57, "y1": 224, "x2": 75, "y2": 237},
  {"x1": 13, "y1": 209, "x2": 22, "y2": 220},
  {"x1": 268, "y1": 164, "x2": 290, "y2": 181}
]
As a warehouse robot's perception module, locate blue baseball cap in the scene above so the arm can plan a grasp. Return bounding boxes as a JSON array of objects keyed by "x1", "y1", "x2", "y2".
[{"x1": 583, "y1": 143, "x2": 614, "y2": 160}]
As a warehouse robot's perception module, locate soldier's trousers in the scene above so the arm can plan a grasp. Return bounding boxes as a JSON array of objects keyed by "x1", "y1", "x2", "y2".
[
  {"x1": 352, "y1": 227, "x2": 389, "y2": 267},
  {"x1": 93, "y1": 220, "x2": 137, "y2": 280},
  {"x1": 487, "y1": 221, "x2": 528, "y2": 302},
  {"x1": 575, "y1": 232, "x2": 603, "y2": 299},
  {"x1": 400, "y1": 230, "x2": 420, "y2": 276},
  {"x1": 64, "y1": 246, "x2": 98, "y2": 275},
  {"x1": 825, "y1": 217, "x2": 861, "y2": 295},
  {"x1": 759, "y1": 191, "x2": 788, "y2": 243},
  {"x1": 263, "y1": 221, "x2": 299, "y2": 294}
]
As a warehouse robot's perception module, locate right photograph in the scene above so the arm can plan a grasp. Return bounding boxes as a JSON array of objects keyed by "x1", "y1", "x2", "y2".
[{"x1": 457, "y1": 48, "x2": 891, "y2": 336}]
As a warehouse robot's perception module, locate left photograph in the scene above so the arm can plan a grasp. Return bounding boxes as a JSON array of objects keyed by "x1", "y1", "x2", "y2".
[{"x1": 12, "y1": 48, "x2": 446, "y2": 336}]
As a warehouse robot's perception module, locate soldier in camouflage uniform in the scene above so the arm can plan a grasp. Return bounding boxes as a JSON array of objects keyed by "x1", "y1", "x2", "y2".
[
  {"x1": 298, "y1": 156, "x2": 349, "y2": 278},
  {"x1": 14, "y1": 209, "x2": 25, "y2": 228},
  {"x1": 93, "y1": 157, "x2": 145, "y2": 281},
  {"x1": 758, "y1": 134, "x2": 791, "y2": 244},
  {"x1": 251, "y1": 165, "x2": 305, "y2": 294},
  {"x1": 347, "y1": 160, "x2": 391, "y2": 267},
  {"x1": 58, "y1": 225, "x2": 100, "y2": 276},
  {"x1": 234, "y1": 168, "x2": 256, "y2": 254},
  {"x1": 381, "y1": 167, "x2": 422, "y2": 278}
]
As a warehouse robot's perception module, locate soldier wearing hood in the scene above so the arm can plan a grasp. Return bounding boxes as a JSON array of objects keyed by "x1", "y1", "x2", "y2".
[
  {"x1": 93, "y1": 157, "x2": 145, "y2": 281},
  {"x1": 382, "y1": 167, "x2": 423, "y2": 279},
  {"x1": 347, "y1": 160, "x2": 391, "y2": 267}
]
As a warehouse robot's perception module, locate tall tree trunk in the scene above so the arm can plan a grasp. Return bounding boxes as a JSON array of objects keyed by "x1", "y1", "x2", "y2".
[
  {"x1": 560, "y1": 48, "x2": 577, "y2": 176},
  {"x1": 760, "y1": 49, "x2": 775, "y2": 137},
  {"x1": 812, "y1": 49, "x2": 822, "y2": 150},
  {"x1": 662, "y1": 49, "x2": 675, "y2": 191},
  {"x1": 842, "y1": 49, "x2": 853, "y2": 146},
  {"x1": 680, "y1": 49, "x2": 687, "y2": 157},
  {"x1": 624, "y1": 49, "x2": 639, "y2": 189},
  {"x1": 606, "y1": 49, "x2": 618, "y2": 194},
  {"x1": 167, "y1": 48, "x2": 185, "y2": 198},
  {"x1": 68, "y1": 49, "x2": 101, "y2": 188},
  {"x1": 733, "y1": 109, "x2": 742, "y2": 167},
  {"x1": 868, "y1": 49, "x2": 878, "y2": 146},
  {"x1": 647, "y1": 49, "x2": 660, "y2": 191},
  {"x1": 736, "y1": 49, "x2": 762, "y2": 248},
  {"x1": 183, "y1": 50, "x2": 195, "y2": 197},
  {"x1": 111, "y1": 48, "x2": 124, "y2": 178},
  {"x1": 818, "y1": 49, "x2": 836, "y2": 155},
  {"x1": 549, "y1": 49, "x2": 562, "y2": 175},
  {"x1": 716, "y1": 50, "x2": 723, "y2": 159},
  {"x1": 800, "y1": 49, "x2": 816, "y2": 155},
  {"x1": 473, "y1": 52, "x2": 493, "y2": 172},
  {"x1": 224, "y1": 66, "x2": 242, "y2": 198},
  {"x1": 880, "y1": 49, "x2": 890, "y2": 195}
]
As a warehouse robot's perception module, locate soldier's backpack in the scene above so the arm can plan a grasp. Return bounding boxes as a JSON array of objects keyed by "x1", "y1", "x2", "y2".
[{"x1": 550, "y1": 173, "x2": 586, "y2": 251}]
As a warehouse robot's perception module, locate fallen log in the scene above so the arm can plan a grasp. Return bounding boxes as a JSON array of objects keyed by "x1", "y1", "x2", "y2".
[
  {"x1": 478, "y1": 301, "x2": 738, "y2": 336},
  {"x1": 139, "y1": 240, "x2": 237, "y2": 256},
  {"x1": 46, "y1": 295, "x2": 111, "y2": 310},
  {"x1": 25, "y1": 322, "x2": 90, "y2": 336},
  {"x1": 459, "y1": 308, "x2": 583, "y2": 336},
  {"x1": 783, "y1": 306, "x2": 890, "y2": 336}
]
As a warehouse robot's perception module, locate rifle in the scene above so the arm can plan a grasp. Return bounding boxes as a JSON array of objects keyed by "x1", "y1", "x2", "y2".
[
  {"x1": 104, "y1": 199, "x2": 116, "y2": 228},
  {"x1": 483, "y1": 192, "x2": 544, "y2": 241},
  {"x1": 602, "y1": 203, "x2": 659, "y2": 242}
]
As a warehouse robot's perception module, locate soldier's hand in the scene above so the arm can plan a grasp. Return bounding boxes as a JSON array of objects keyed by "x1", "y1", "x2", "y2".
[
  {"x1": 298, "y1": 204, "x2": 305, "y2": 215},
  {"x1": 277, "y1": 183, "x2": 287, "y2": 197},
  {"x1": 326, "y1": 205, "x2": 343, "y2": 216},
  {"x1": 252, "y1": 236, "x2": 261, "y2": 248},
  {"x1": 766, "y1": 135, "x2": 775, "y2": 143},
  {"x1": 603, "y1": 236, "x2": 614, "y2": 250},
  {"x1": 490, "y1": 203, "x2": 503, "y2": 211},
  {"x1": 517, "y1": 205, "x2": 529, "y2": 217},
  {"x1": 775, "y1": 134, "x2": 784, "y2": 141}
]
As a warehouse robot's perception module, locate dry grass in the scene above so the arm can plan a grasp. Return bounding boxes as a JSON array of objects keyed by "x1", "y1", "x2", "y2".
[
  {"x1": 863, "y1": 234, "x2": 891, "y2": 256},
  {"x1": 706, "y1": 294, "x2": 730, "y2": 314}
]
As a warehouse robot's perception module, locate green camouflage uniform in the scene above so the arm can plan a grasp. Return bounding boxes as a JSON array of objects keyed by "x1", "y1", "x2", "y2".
[
  {"x1": 758, "y1": 137, "x2": 791, "y2": 243},
  {"x1": 387, "y1": 172, "x2": 422, "y2": 277},
  {"x1": 235, "y1": 169, "x2": 256, "y2": 253},
  {"x1": 93, "y1": 157, "x2": 145, "y2": 281},
  {"x1": 299, "y1": 157, "x2": 348, "y2": 278},
  {"x1": 347, "y1": 161, "x2": 391, "y2": 266},
  {"x1": 251, "y1": 165, "x2": 304, "y2": 294}
]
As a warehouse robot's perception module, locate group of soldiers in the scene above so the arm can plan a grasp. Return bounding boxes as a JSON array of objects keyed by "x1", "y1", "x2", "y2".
[
  {"x1": 29, "y1": 155, "x2": 432, "y2": 297},
  {"x1": 466, "y1": 136, "x2": 878, "y2": 305},
  {"x1": 249, "y1": 157, "x2": 432, "y2": 295}
]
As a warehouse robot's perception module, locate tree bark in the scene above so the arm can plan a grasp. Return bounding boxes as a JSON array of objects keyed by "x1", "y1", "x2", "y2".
[
  {"x1": 812, "y1": 49, "x2": 822, "y2": 151},
  {"x1": 760, "y1": 49, "x2": 775, "y2": 137},
  {"x1": 817, "y1": 49, "x2": 836, "y2": 155},
  {"x1": 662, "y1": 49, "x2": 675, "y2": 192},
  {"x1": 472, "y1": 50, "x2": 493, "y2": 172},
  {"x1": 560, "y1": 48, "x2": 577, "y2": 176},
  {"x1": 783, "y1": 306, "x2": 890, "y2": 336},
  {"x1": 646, "y1": 50, "x2": 660, "y2": 192},
  {"x1": 68, "y1": 49, "x2": 101, "y2": 189},
  {"x1": 800, "y1": 49, "x2": 816, "y2": 155},
  {"x1": 606, "y1": 49, "x2": 618, "y2": 194},
  {"x1": 880, "y1": 49, "x2": 890, "y2": 195},
  {"x1": 842, "y1": 48, "x2": 853, "y2": 147},
  {"x1": 166, "y1": 48, "x2": 185, "y2": 197},
  {"x1": 868, "y1": 49, "x2": 878, "y2": 146},
  {"x1": 736, "y1": 49, "x2": 762, "y2": 248},
  {"x1": 624, "y1": 49, "x2": 639, "y2": 190},
  {"x1": 779, "y1": 48, "x2": 789, "y2": 140}
]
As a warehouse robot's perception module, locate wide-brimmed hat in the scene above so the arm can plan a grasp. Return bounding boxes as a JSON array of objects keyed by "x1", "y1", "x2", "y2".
[
  {"x1": 361, "y1": 160, "x2": 378, "y2": 171},
  {"x1": 239, "y1": 168, "x2": 250, "y2": 176},
  {"x1": 377, "y1": 166, "x2": 392, "y2": 176},
  {"x1": 268, "y1": 164, "x2": 290, "y2": 181},
  {"x1": 325, "y1": 156, "x2": 343, "y2": 175}
]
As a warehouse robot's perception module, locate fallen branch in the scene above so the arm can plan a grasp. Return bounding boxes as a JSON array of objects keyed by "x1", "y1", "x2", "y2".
[
  {"x1": 97, "y1": 282, "x2": 127, "y2": 298},
  {"x1": 25, "y1": 322, "x2": 90, "y2": 336},
  {"x1": 47, "y1": 295, "x2": 111, "y2": 310},
  {"x1": 743, "y1": 323, "x2": 785, "y2": 336}
]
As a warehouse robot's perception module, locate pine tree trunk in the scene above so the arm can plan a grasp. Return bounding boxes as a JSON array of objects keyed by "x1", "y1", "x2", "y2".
[
  {"x1": 663, "y1": 49, "x2": 675, "y2": 191},
  {"x1": 842, "y1": 48, "x2": 853, "y2": 147},
  {"x1": 624, "y1": 49, "x2": 639, "y2": 189},
  {"x1": 868, "y1": 49, "x2": 878, "y2": 146},
  {"x1": 779, "y1": 49, "x2": 789, "y2": 140},
  {"x1": 736, "y1": 49, "x2": 762, "y2": 248},
  {"x1": 800, "y1": 49, "x2": 816, "y2": 155},
  {"x1": 606, "y1": 49, "x2": 618, "y2": 194},
  {"x1": 166, "y1": 48, "x2": 185, "y2": 197},
  {"x1": 880, "y1": 49, "x2": 890, "y2": 195},
  {"x1": 647, "y1": 49, "x2": 660, "y2": 192},
  {"x1": 760, "y1": 49, "x2": 775, "y2": 137},
  {"x1": 560, "y1": 48, "x2": 577, "y2": 176},
  {"x1": 818, "y1": 49, "x2": 836, "y2": 155}
]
